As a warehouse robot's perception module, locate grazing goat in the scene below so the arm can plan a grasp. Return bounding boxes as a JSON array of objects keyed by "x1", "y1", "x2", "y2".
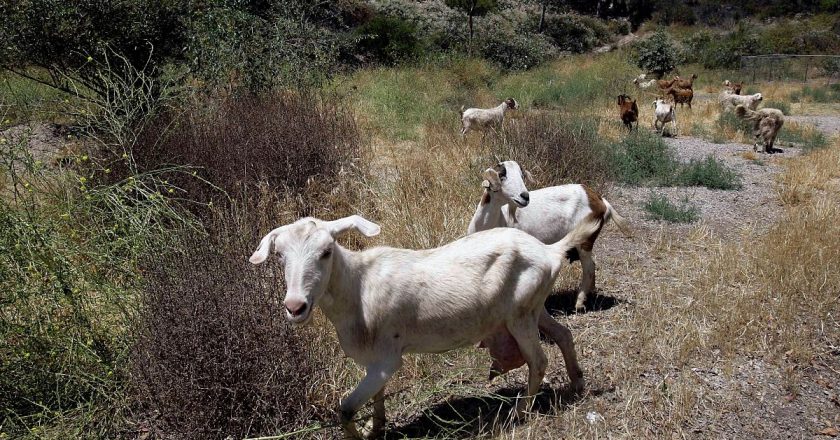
[
  {"x1": 653, "y1": 98, "x2": 677, "y2": 135},
  {"x1": 665, "y1": 87, "x2": 694, "y2": 108},
  {"x1": 735, "y1": 105, "x2": 785, "y2": 153},
  {"x1": 720, "y1": 92, "x2": 763, "y2": 112},
  {"x1": 251, "y1": 215, "x2": 599, "y2": 438},
  {"x1": 618, "y1": 94, "x2": 639, "y2": 130},
  {"x1": 723, "y1": 80, "x2": 743, "y2": 95},
  {"x1": 460, "y1": 98, "x2": 518, "y2": 136},
  {"x1": 633, "y1": 74, "x2": 655, "y2": 90},
  {"x1": 468, "y1": 161, "x2": 630, "y2": 314},
  {"x1": 657, "y1": 76, "x2": 679, "y2": 90},
  {"x1": 673, "y1": 73, "x2": 698, "y2": 90}
]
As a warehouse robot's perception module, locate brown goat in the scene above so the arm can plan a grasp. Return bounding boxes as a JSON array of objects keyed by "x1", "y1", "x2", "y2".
[
  {"x1": 673, "y1": 73, "x2": 698, "y2": 90},
  {"x1": 657, "y1": 77, "x2": 679, "y2": 90},
  {"x1": 666, "y1": 87, "x2": 693, "y2": 109},
  {"x1": 617, "y1": 94, "x2": 639, "y2": 131}
]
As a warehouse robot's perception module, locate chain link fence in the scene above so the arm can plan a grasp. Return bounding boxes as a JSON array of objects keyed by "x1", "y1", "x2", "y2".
[{"x1": 741, "y1": 54, "x2": 840, "y2": 83}]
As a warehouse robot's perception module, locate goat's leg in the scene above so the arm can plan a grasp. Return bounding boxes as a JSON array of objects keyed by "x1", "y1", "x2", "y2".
[
  {"x1": 365, "y1": 389, "x2": 386, "y2": 439},
  {"x1": 507, "y1": 318, "x2": 547, "y2": 418},
  {"x1": 538, "y1": 309, "x2": 584, "y2": 393},
  {"x1": 339, "y1": 357, "x2": 402, "y2": 439},
  {"x1": 575, "y1": 249, "x2": 596, "y2": 312}
]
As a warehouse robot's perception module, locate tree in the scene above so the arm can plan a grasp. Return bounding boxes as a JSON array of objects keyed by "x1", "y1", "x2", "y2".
[
  {"x1": 536, "y1": 0, "x2": 565, "y2": 33},
  {"x1": 635, "y1": 31, "x2": 680, "y2": 78},
  {"x1": 444, "y1": 0, "x2": 500, "y2": 45}
]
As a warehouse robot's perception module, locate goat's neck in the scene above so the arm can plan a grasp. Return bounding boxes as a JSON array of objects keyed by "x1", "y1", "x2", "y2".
[
  {"x1": 319, "y1": 245, "x2": 363, "y2": 327},
  {"x1": 496, "y1": 102, "x2": 509, "y2": 115},
  {"x1": 468, "y1": 190, "x2": 507, "y2": 234}
]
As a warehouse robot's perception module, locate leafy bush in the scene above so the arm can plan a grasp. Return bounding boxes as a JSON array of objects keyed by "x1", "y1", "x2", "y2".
[
  {"x1": 131, "y1": 92, "x2": 364, "y2": 213},
  {"x1": 652, "y1": 3, "x2": 697, "y2": 25},
  {"x1": 610, "y1": 130, "x2": 680, "y2": 185},
  {"x1": 673, "y1": 156, "x2": 742, "y2": 190},
  {"x1": 132, "y1": 207, "x2": 321, "y2": 438},
  {"x1": 355, "y1": 14, "x2": 422, "y2": 64},
  {"x1": 635, "y1": 31, "x2": 680, "y2": 77},
  {"x1": 643, "y1": 193, "x2": 700, "y2": 223},
  {"x1": 778, "y1": 122, "x2": 829, "y2": 151},
  {"x1": 1, "y1": 122, "x2": 192, "y2": 437},
  {"x1": 479, "y1": 29, "x2": 557, "y2": 70},
  {"x1": 539, "y1": 13, "x2": 611, "y2": 53}
]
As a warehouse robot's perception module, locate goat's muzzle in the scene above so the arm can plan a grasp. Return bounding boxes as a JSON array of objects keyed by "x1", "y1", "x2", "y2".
[
  {"x1": 285, "y1": 299, "x2": 309, "y2": 321},
  {"x1": 515, "y1": 192, "x2": 530, "y2": 207}
]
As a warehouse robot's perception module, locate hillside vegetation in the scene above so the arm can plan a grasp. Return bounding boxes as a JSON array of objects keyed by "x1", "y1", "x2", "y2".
[{"x1": 2, "y1": 1, "x2": 840, "y2": 438}]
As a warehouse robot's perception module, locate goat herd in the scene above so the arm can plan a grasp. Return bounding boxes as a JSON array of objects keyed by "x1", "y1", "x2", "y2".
[
  {"x1": 250, "y1": 72, "x2": 786, "y2": 438},
  {"x1": 625, "y1": 73, "x2": 785, "y2": 153}
]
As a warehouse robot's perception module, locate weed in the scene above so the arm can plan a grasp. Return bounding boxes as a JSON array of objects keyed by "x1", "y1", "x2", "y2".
[
  {"x1": 777, "y1": 121, "x2": 829, "y2": 151},
  {"x1": 643, "y1": 192, "x2": 699, "y2": 223},
  {"x1": 610, "y1": 130, "x2": 680, "y2": 186},
  {"x1": 673, "y1": 156, "x2": 741, "y2": 190}
]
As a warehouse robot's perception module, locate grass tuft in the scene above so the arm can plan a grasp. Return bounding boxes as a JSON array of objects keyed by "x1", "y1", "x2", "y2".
[
  {"x1": 643, "y1": 192, "x2": 700, "y2": 223},
  {"x1": 673, "y1": 156, "x2": 742, "y2": 190}
]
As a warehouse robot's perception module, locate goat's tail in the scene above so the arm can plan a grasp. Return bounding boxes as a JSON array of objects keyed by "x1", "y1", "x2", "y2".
[
  {"x1": 735, "y1": 105, "x2": 758, "y2": 121},
  {"x1": 549, "y1": 216, "x2": 603, "y2": 268},
  {"x1": 602, "y1": 198, "x2": 632, "y2": 237}
]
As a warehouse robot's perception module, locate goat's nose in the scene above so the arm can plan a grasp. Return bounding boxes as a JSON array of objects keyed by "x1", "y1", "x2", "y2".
[
  {"x1": 520, "y1": 192, "x2": 530, "y2": 201},
  {"x1": 285, "y1": 299, "x2": 307, "y2": 317}
]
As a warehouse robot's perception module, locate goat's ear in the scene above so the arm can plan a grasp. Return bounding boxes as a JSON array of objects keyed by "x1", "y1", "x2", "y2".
[
  {"x1": 323, "y1": 215, "x2": 381, "y2": 238},
  {"x1": 522, "y1": 169, "x2": 538, "y2": 185},
  {"x1": 250, "y1": 226, "x2": 287, "y2": 265},
  {"x1": 482, "y1": 168, "x2": 501, "y2": 190}
]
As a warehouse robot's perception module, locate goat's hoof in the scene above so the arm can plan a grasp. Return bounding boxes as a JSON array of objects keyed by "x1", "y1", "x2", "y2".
[
  {"x1": 571, "y1": 378, "x2": 586, "y2": 394},
  {"x1": 361, "y1": 420, "x2": 385, "y2": 439}
]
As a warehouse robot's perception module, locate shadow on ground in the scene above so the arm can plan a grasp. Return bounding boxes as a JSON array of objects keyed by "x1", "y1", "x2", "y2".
[
  {"x1": 385, "y1": 384, "x2": 589, "y2": 439},
  {"x1": 544, "y1": 289, "x2": 625, "y2": 316}
]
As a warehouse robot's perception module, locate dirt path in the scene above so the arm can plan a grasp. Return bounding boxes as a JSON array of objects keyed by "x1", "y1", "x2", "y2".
[{"x1": 563, "y1": 115, "x2": 840, "y2": 439}]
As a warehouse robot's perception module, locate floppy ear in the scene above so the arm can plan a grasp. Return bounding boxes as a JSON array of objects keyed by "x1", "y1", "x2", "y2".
[
  {"x1": 250, "y1": 225, "x2": 288, "y2": 265},
  {"x1": 482, "y1": 168, "x2": 501, "y2": 191},
  {"x1": 322, "y1": 215, "x2": 381, "y2": 238},
  {"x1": 522, "y1": 169, "x2": 538, "y2": 186}
]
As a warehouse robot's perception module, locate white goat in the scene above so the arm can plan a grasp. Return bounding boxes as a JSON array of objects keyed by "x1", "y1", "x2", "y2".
[
  {"x1": 460, "y1": 98, "x2": 518, "y2": 136},
  {"x1": 633, "y1": 76, "x2": 656, "y2": 90},
  {"x1": 720, "y1": 91, "x2": 762, "y2": 112},
  {"x1": 250, "y1": 215, "x2": 599, "y2": 439},
  {"x1": 653, "y1": 98, "x2": 677, "y2": 135},
  {"x1": 468, "y1": 161, "x2": 630, "y2": 313}
]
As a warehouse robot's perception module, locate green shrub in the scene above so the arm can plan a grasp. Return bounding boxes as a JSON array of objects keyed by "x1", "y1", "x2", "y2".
[
  {"x1": 635, "y1": 31, "x2": 680, "y2": 77},
  {"x1": 799, "y1": 84, "x2": 840, "y2": 103},
  {"x1": 479, "y1": 28, "x2": 557, "y2": 70},
  {"x1": 652, "y1": 3, "x2": 697, "y2": 25},
  {"x1": 610, "y1": 130, "x2": 680, "y2": 185},
  {"x1": 764, "y1": 100, "x2": 791, "y2": 115},
  {"x1": 643, "y1": 193, "x2": 700, "y2": 223},
  {"x1": 673, "y1": 156, "x2": 742, "y2": 190},
  {"x1": 778, "y1": 123, "x2": 829, "y2": 151},
  {"x1": 682, "y1": 25, "x2": 763, "y2": 69},
  {"x1": 354, "y1": 15, "x2": 422, "y2": 65},
  {"x1": 539, "y1": 13, "x2": 609, "y2": 53}
]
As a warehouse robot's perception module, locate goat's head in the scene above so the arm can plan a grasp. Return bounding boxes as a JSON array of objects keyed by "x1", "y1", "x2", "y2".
[
  {"x1": 753, "y1": 93, "x2": 763, "y2": 102},
  {"x1": 617, "y1": 94, "x2": 628, "y2": 106},
  {"x1": 481, "y1": 160, "x2": 532, "y2": 207},
  {"x1": 653, "y1": 98, "x2": 665, "y2": 109},
  {"x1": 504, "y1": 98, "x2": 518, "y2": 110},
  {"x1": 249, "y1": 215, "x2": 381, "y2": 325}
]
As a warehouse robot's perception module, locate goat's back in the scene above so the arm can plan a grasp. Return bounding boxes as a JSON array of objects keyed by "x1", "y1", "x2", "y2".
[{"x1": 502, "y1": 184, "x2": 593, "y2": 244}]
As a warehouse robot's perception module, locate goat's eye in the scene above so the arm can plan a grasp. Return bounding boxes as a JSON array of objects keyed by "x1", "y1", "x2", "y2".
[{"x1": 320, "y1": 249, "x2": 332, "y2": 259}]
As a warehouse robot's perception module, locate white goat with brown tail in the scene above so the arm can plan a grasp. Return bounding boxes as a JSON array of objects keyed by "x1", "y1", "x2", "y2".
[
  {"x1": 250, "y1": 214, "x2": 600, "y2": 439},
  {"x1": 460, "y1": 98, "x2": 518, "y2": 136},
  {"x1": 468, "y1": 161, "x2": 631, "y2": 314},
  {"x1": 735, "y1": 105, "x2": 785, "y2": 153}
]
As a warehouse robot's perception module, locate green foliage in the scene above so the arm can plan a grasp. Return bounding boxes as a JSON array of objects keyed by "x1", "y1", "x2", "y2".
[
  {"x1": 778, "y1": 123, "x2": 829, "y2": 151},
  {"x1": 0, "y1": 125, "x2": 195, "y2": 438},
  {"x1": 539, "y1": 13, "x2": 612, "y2": 53},
  {"x1": 355, "y1": 15, "x2": 422, "y2": 65},
  {"x1": 797, "y1": 84, "x2": 840, "y2": 103},
  {"x1": 610, "y1": 130, "x2": 680, "y2": 185},
  {"x1": 764, "y1": 100, "x2": 791, "y2": 115},
  {"x1": 443, "y1": 0, "x2": 499, "y2": 17},
  {"x1": 635, "y1": 31, "x2": 680, "y2": 76},
  {"x1": 652, "y1": 3, "x2": 697, "y2": 25},
  {"x1": 682, "y1": 25, "x2": 762, "y2": 69},
  {"x1": 673, "y1": 156, "x2": 742, "y2": 190},
  {"x1": 643, "y1": 193, "x2": 700, "y2": 223},
  {"x1": 480, "y1": 29, "x2": 557, "y2": 70}
]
